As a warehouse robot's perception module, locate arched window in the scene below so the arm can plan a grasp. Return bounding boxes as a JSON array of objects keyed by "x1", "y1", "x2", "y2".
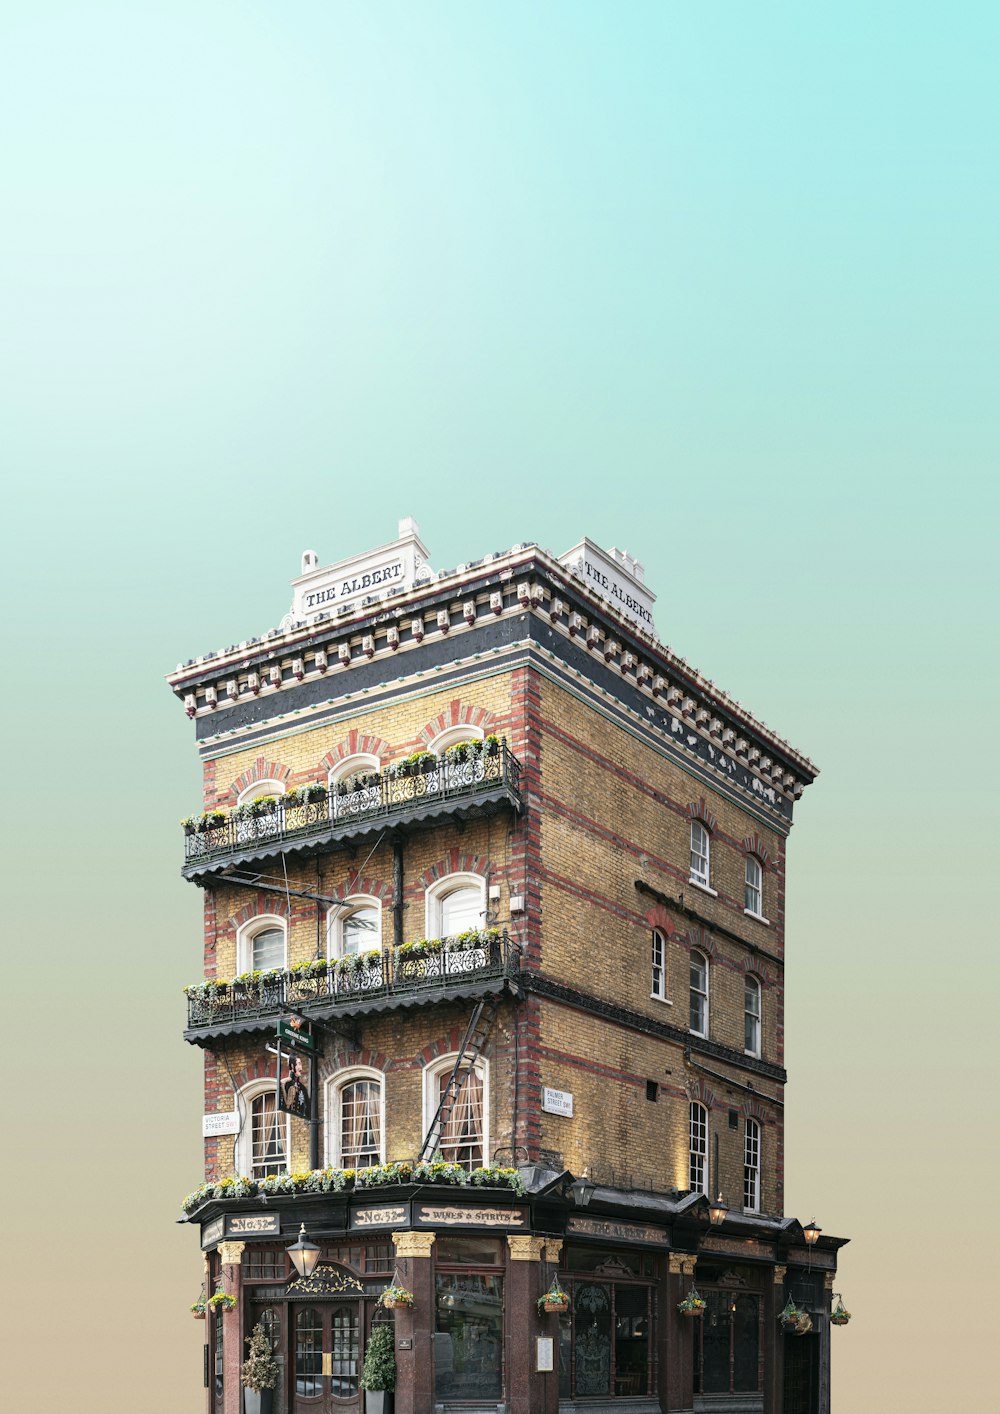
[
  {"x1": 744, "y1": 1118, "x2": 761, "y2": 1212},
  {"x1": 235, "y1": 1081, "x2": 289, "y2": 1179},
  {"x1": 328, "y1": 753, "x2": 382, "y2": 820},
  {"x1": 328, "y1": 897, "x2": 382, "y2": 960},
  {"x1": 744, "y1": 976, "x2": 762, "y2": 1057},
  {"x1": 236, "y1": 778, "x2": 286, "y2": 806},
  {"x1": 651, "y1": 929, "x2": 668, "y2": 1002},
  {"x1": 689, "y1": 1101, "x2": 708, "y2": 1194},
  {"x1": 689, "y1": 950, "x2": 709, "y2": 1037},
  {"x1": 237, "y1": 915, "x2": 287, "y2": 974},
  {"x1": 425, "y1": 873, "x2": 486, "y2": 939},
  {"x1": 325, "y1": 1068, "x2": 383, "y2": 1168},
  {"x1": 427, "y1": 724, "x2": 485, "y2": 755},
  {"x1": 424, "y1": 1054, "x2": 488, "y2": 1172},
  {"x1": 690, "y1": 820, "x2": 711, "y2": 888},
  {"x1": 744, "y1": 855, "x2": 763, "y2": 917}
]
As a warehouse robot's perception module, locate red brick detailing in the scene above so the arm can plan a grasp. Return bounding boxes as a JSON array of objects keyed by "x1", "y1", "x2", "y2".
[
  {"x1": 417, "y1": 702, "x2": 497, "y2": 747},
  {"x1": 228, "y1": 895, "x2": 292, "y2": 930},
  {"x1": 742, "y1": 1098, "x2": 770, "y2": 1125},
  {"x1": 742, "y1": 833, "x2": 771, "y2": 868},
  {"x1": 684, "y1": 925, "x2": 716, "y2": 958},
  {"x1": 687, "y1": 1078, "x2": 716, "y2": 1108},
  {"x1": 645, "y1": 905, "x2": 675, "y2": 934},
  {"x1": 224, "y1": 756, "x2": 292, "y2": 804},
  {"x1": 417, "y1": 850, "x2": 489, "y2": 889},
  {"x1": 320, "y1": 731, "x2": 390, "y2": 773},
  {"x1": 321, "y1": 1047, "x2": 388, "y2": 1077},
  {"x1": 228, "y1": 1053, "x2": 281, "y2": 1091},
  {"x1": 688, "y1": 798, "x2": 717, "y2": 833},
  {"x1": 327, "y1": 876, "x2": 391, "y2": 903}
]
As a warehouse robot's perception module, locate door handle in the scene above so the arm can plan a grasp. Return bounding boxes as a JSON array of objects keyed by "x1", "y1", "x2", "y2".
[{"x1": 322, "y1": 1352, "x2": 332, "y2": 1377}]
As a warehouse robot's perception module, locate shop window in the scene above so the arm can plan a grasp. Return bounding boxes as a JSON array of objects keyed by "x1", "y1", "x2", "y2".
[
  {"x1": 690, "y1": 820, "x2": 711, "y2": 887},
  {"x1": 245, "y1": 1250, "x2": 286, "y2": 1281},
  {"x1": 257, "y1": 1307, "x2": 280, "y2": 1353},
  {"x1": 557, "y1": 1279, "x2": 652, "y2": 1399},
  {"x1": 744, "y1": 975, "x2": 762, "y2": 1057},
  {"x1": 689, "y1": 1102, "x2": 708, "y2": 1194},
  {"x1": 689, "y1": 950, "x2": 709, "y2": 1037},
  {"x1": 694, "y1": 1291, "x2": 761, "y2": 1394},
  {"x1": 235, "y1": 1083, "x2": 289, "y2": 1179},
  {"x1": 744, "y1": 1119, "x2": 761, "y2": 1213},
  {"x1": 745, "y1": 855, "x2": 764, "y2": 916},
  {"x1": 424, "y1": 1055, "x2": 488, "y2": 1171},
  {"x1": 213, "y1": 1307, "x2": 224, "y2": 1404},
  {"x1": 435, "y1": 1233, "x2": 504, "y2": 1403},
  {"x1": 236, "y1": 916, "x2": 287, "y2": 974},
  {"x1": 295, "y1": 1307, "x2": 323, "y2": 1399},
  {"x1": 326, "y1": 1069, "x2": 383, "y2": 1168}
]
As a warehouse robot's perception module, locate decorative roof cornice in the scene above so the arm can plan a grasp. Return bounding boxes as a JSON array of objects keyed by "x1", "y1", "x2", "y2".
[{"x1": 167, "y1": 542, "x2": 818, "y2": 802}]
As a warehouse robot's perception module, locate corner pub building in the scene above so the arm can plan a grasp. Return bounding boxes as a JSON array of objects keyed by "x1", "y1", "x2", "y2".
[{"x1": 168, "y1": 520, "x2": 848, "y2": 1414}]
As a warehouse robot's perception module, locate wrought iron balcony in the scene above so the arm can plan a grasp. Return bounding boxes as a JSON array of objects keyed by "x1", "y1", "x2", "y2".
[
  {"x1": 181, "y1": 740, "x2": 522, "y2": 881},
  {"x1": 183, "y1": 929, "x2": 522, "y2": 1044}
]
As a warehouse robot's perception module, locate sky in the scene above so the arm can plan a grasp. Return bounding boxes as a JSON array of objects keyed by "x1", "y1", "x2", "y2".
[{"x1": 2, "y1": 4, "x2": 998, "y2": 1410}]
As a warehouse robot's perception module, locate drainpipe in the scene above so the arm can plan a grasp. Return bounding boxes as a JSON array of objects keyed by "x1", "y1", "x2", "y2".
[{"x1": 393, "y1": 837, "x2": 404, "y2": 949}]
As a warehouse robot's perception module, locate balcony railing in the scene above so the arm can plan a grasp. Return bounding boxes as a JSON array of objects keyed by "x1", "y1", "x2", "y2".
[
  {"x1": 182, "y1": 741, "x2": 522, "y2": 877},
  {"x1": 184, "y1": 930, "x2": 521, "y2": 1038}
]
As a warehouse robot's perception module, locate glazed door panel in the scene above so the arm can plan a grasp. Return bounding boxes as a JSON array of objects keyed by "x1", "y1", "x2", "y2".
[{"x1": 293, "y1": 1304, "x2": 361, "y2": 1414}]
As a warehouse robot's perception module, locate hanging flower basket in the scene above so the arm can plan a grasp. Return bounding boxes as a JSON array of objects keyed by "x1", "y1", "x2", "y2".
[
  {"x1": 207, "y1": 1291, "x2": 237, "y2": 1313},
  {"x1": 677, "y1": 1289, "x2": 706, "y2": 1318},
  {"x1": 830, "y1": 1297, "x2": 852, "y2": 1326},
  {"x1": 381, "y1": 1283, "x2": 415, "y2": 1311},
  {"x1": 779, "y1": 1297, "x2": 802, "y2": 1332},
  {"x1": 537, "y1": 1278, "x2": 571, "y2": 1314},
  {"x1": 190, "y1": 1302, "x2": 206, "y2": 1320}
]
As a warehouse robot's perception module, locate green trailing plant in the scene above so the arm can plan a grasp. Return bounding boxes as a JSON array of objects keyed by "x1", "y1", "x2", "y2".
[
  {"x1": 180, "y1": 1158, "x2": 524, "y2": 1214},
  {"x1": 360, "y1": 1323, "x2": 397, "y2": 1390},
  {"x1": 242, "y1": 1322, "x2": 280, "y2": 1392}
]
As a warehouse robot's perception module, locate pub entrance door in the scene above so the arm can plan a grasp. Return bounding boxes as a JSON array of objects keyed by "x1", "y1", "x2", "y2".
[
  {"x1": 292, "y1": 1302, "x2": 363, "y2": 1414},
  {"x1": 782, "y1": 1331, "x2": 819, "y2": 1414}
]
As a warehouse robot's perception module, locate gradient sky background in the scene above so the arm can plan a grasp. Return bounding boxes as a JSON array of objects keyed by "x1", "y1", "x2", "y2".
[{"x1": 3, "y1": 4, "x2": 997, "y2": 1410}]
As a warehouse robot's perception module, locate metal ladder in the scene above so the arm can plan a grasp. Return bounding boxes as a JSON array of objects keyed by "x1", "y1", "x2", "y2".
[{"x1": 418, "y1": 998, "x2": 498, "y2": 1162}]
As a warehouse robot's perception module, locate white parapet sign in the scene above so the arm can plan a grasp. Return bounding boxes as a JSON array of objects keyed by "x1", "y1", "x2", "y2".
[
  {"x1": 287, "y1": 517, "x2": 431, "y2": 623},
  {"x1": 558, "y1": 537, "x2": 657, "y2": 632}
]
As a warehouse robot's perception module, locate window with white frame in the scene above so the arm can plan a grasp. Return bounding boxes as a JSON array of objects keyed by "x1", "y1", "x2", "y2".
[
  {"x1": 689, "y1": 950, "x2": 709, "y2": 1037},
  {"x1": 424, "y1": 1055, "x2": 488, "y2": 1172},
  {"x1": 328, "y1": 753, "x2": 382, "y2": 820},
  {"x1": 744, "y1": 1118, "x2": 761, "y2": 1212},
  {"x1": 689, "y1": 1102, "x2": 708, "y2": 1194},
  {"x1": 745, "y1": 855, "x2": 763, "y2": 916},
  {"x1": 236, "y1": 778, "x2": 286, "y2": 806},
  {"x1": 237, "y1": 916, "x2": 287, "y2": 974},
  {"x1": 326, "y1": 1069, "x2": 383, "y2": 1168},
  {"x1": 328, "y1": 897, "x2": 382, "y2": 960},
  {"x1": 651, "y1": 929, "x2": 667, "y2": 1001},
  {"x1": 235, "y1": 1082, "x2": 289, "y2": 1179},
  {"x1": 744, "y1": 976, "x2": 762, "y2": 1057},
  {"x1": 690, "y1": 820, "x2": 711, "y2": 887},
  {"x1": 425, "y1": 873, "x2": 486, "y2": 939},
  {"x1": 427, "y1": 724, "x2": 485, "y2": 755}
]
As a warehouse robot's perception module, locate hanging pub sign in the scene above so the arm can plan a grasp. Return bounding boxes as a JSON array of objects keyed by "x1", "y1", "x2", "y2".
[
  {"x1": 277, "y1": 1019, "x2": 316, "y2": 1052},
  {"x1": 277, "y1": 1049, "x2": 311, "y2": 1119}
]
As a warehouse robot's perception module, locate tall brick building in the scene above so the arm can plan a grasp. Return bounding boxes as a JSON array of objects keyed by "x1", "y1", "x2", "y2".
[{"x1": 169, "y1": 519, "x2": 846, "y2": 1414}]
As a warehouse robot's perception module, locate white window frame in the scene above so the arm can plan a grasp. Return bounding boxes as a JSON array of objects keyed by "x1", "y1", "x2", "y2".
[
  {"x1": 327, "y1": 752, "x2": 381, "y2": 792},
  {"x1": 744, "y1": 1117, "x2": 761, "y2": 1213},
  {"x1": 324, "y1": 1066, "x2": 385, "y2": 1168},
  {"x1": 235, "y1": 1079, "x2": 290, "y2": 1179},
  {"x1": 744, "y1": 975, "x2": 762, "y2": 1058},
  {"x1": 689, "y1": 949, "x2": 709, "y2": 1038},
  {"x1": 744, "y1": 855, "x2": 768, "y2": 921},
  {"x1": 422, "y1": 1052, "x2": 490, "y2": 1171},
  {"x1": 236, "y1": 914, "x2": 288, "y2": 974},
  {"x1": 327, "y1": 895, "x2": 383, "y2": 960},
  {"x1": 689, "y1": 820, "x2": 716, "y2": 894},
  {"x1": 425, "y1": 872, "x2": 487, "y2": 939},
  {"x1": 427, "y1": 724, "x2": 485, "y2": 756},
  {"x1": 689, "y1": 1101, "x2": 708, "y2": 1195},
  {"x1": 651, "y1": 929, "x2": 671, "y2": 1004},
  {"x1": 236, "y1": 778, "x2": 286, "y2": 806}
]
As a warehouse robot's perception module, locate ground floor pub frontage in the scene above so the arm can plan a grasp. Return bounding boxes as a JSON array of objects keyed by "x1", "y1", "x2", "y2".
[{"x1": 193, "y1": 1179, "x2": 844, "y2": 1414}]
